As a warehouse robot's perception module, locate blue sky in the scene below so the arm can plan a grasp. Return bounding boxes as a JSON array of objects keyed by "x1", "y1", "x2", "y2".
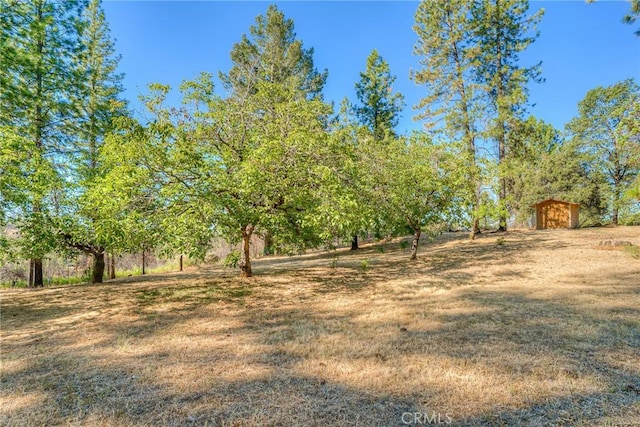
[{"x1": 103, "y1": 1, "x2": 639, "y2": 133}]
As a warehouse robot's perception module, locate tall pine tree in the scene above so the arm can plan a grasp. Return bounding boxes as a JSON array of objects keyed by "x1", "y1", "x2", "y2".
[
  {"x1": 57, "y1": 0, "x2": 127, "y2": 283},
  {"x1": 0, "y1": 0, "x2": 85, "y2": 286},
  {"x1": 354, "y1": 49, "x2": 404, "y2": 142},
  {"x1": 472, "y1": 0, "x2": 543, "y2": 231},
  {"x1": 412, "y1": 0, "x2": 484, "y2": 238}
]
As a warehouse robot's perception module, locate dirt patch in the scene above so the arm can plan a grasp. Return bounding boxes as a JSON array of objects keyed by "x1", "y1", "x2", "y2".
[{"x1": 1, "y1": 227, "x2": 639, "y2": 426}]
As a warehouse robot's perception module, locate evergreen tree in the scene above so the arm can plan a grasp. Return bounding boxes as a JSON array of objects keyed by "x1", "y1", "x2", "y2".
[
  {"x1": 219, "y1": 4, "x2": 327, "y2": 100},
  {"x1": 0, "y1": 0, "x2": 86, "y2": 286},
  {"x1": 412, "y1": 0, "x2": 484, "y2": 239},
  {"x1": 471, "y1": 0, "x2": 543, "y2": 231},
  {"x1": 354, "y1": 49, "x2": 404, "y2": 142},
  {"x1": 349, "y1": 49, "x2": 404, "y2": 249},
  {"x1": 56, "y1": 0, "x2": 127, "y2": 283},
  {"x1": 503, "y1": 117, "x2": 607, "y2": 226}
]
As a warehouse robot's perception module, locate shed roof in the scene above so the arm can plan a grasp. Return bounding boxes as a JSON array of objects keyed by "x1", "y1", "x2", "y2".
[{"x1": 529, "y1": 198, "x2": 580, "y2": 208}]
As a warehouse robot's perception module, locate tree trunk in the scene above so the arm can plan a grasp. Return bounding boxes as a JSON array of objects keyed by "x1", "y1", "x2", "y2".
[
  {"x1": 470, "y1": 217, "x2": 481, "y2": 240},
  {"x1": 142, "y1": 250, "x2": 146, "y2": 275},
  {"x1": 179, "y1": 254, "x2": 183, "y2": 272},
  {"x1": 30, "y1": 7, "x2": 45, "y2": 289},
  {"x1": 351, "y1": 235, "x2": 358, "y2": 250},
  {"x1": 469, "y1": 183, "x2": 482, "y2": 240},
  {"x1": 410, "y1": 227, "x2": 421, "y2": 261},
  {"x1": 497, "y1": 134, "x2": 507, "y2": 232},
  {"x1": 240, "y1": 224, "x2": 255, "y2": 277},
  {"x1": 263, "y1": 231, "x2": 273, "y2": 256},
  {"x1": 612, "y1": 184, "x2": 621, "y2": 225},
  {"x1": 29, "y1": 258, "x2": 44, "y2": 287},
  {"x1": 92, "y1": 251, "x2": 105, "y2": 284},
  {"x1": 109, "y1": 253, "x2": 115, "y2": 279},
  {"x1": 494, "y1": 0, "x2": 507, "y2": 233}
]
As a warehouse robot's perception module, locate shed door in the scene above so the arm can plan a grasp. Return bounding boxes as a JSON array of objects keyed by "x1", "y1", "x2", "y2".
[{"x1": 542, "y1": 203, "x2": 569, "y2": 229}]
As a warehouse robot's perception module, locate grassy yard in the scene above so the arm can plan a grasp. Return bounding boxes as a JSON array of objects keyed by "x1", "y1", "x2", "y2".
[{"x1": 1, "y1": 227, "x2": 639, "y2": 426}]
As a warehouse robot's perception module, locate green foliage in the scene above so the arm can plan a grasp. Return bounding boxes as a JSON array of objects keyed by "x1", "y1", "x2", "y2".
[
  {"x1": 412, "y1": 0, "x2": 543, "y2": 234},
  {"x1": 219, "y1": 4, "x2": 327, "y2": 99},
  {"x1": 359, "y1": 259, "x2": 369, "y2": 273},
  {"x1": 107, "y1": 60, "x2": 340, "y2": 277},
  {"x1": 502, "y1": 116, "x2": 608, "y2": 226},
  {"x1": 568, "y1": 79, "x2": 640, "y2": 224},
  {"x1": 0, "y1": 127, "x2": 60, "y2": 260},
  {"x1": 623, "y1": 244, "x2": 640, "y2": 259},
  {"x1": 363, "y1": 131, "x2": 465, "y2": 259},
  {"x1": 354, "y1": 49, "x2": 405, "y2": 141},
  {"x1": 223, "y1": 252, "x2": 241, "y2": 269},
  {"x1": 0, "y1": 0, "x2": 128, "y2": 284}
]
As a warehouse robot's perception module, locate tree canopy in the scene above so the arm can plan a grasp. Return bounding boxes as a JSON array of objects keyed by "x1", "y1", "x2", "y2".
[{"x1": 1, "y1": 1, "x2": 638, "y2": 284}]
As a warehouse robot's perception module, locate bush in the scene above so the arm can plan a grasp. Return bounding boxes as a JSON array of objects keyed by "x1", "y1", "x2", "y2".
[{"x1": 223, "y1": 252, "x2": 241, "y2": 269}]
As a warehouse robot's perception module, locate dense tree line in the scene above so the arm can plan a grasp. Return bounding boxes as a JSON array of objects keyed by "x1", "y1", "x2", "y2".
[{"x1": 1, "y1": 1, "x2": 638, "y2": 282}]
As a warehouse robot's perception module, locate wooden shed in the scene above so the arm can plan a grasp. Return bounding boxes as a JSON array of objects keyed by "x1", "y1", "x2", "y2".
[{"x1": 530, "y1": 199, "x2": 580, "y2": 229}]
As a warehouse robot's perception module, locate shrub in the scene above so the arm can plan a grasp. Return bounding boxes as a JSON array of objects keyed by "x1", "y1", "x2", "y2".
[{"x1": 223, "y1": 252, "x2": 241, "y2": 269}]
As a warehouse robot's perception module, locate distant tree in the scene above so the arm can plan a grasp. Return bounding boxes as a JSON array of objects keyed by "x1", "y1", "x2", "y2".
[
  {"x1": 568, "y1": 79, "x2": 640, "y2": 225},
  {"x1": 328, "y1": 98, "x2": 378, "y2": 251},
  {"x1": 621, "y1": 99, "x2": 640, "y2": 203},
  {"x1": 219, "y1": 4, "x2": 327, "y2": 100},
  {"x1": 354, "y1": 49, "x2": 405, "y2": 142},
  {"x1": 471, "y1": 0, "x2": 544, "y2": 231},
  {"x1": 504, "y1": 117, "x2": 607, "y2": 226}
]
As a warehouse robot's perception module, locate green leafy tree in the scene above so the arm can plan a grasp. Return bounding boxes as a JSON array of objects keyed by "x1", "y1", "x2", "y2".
[
  {"x1": 366, "y1": 132, "x2": 464, "y2": 260},
  {"x1": 219, "y1": 4, "x2": 328, "y2": 257},
  {"x1": 107, "y1": 73, "x2": 340, "y2": 278},
  {"x1": 568, "y1": 79, "x2": 640, "y2": 224},
  {"x1": 0, "y1": 0, "x2": 85, "y2": 286},
  {"x1": 327, "y1": 99, "x2": 375, "y2": 251},
  {"x1": 621, "y1": 99, "x2": 640, "y2": 204},
  {"x1": 472, "y1": 0, "x2": 544, "y2": 231},
  {"x1": 90, "y1": 114, "x2": 171, "y2": 265},
  {"x1": 412, "y1": 0, "x2": 485, "y2": 239}
]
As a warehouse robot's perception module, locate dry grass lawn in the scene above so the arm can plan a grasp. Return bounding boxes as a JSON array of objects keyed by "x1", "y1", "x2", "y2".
[{"x1": 1, "y1": 227, "x2": 640, "y2": 426}]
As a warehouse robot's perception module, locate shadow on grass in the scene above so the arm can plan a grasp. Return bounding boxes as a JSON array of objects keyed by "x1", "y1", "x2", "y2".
[{"x1": 1, "y1": 230, "x2": 638, "y2": 425}]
